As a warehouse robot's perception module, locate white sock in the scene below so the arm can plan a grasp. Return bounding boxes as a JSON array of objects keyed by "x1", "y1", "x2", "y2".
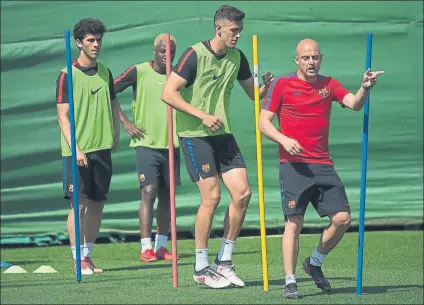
[
  {"x1": 285, "y1": 274, "x2": 296, "y2": 285},
  {"x1": 141, "y1": 238, "x2": 152, "y2": 252},
  {"x1": 71, "y1": 246, "x2": 85, "y2": 261},
  {"x1": 195, "y1": 248, "x2": 209, "y2": 271},
  {"x1": 154, "y1": 234, "x2": 168, "y2": 252},
  {"x1": 83, "y1": 243, "x2": 94, "y2": 258},
  {"x1": 217, "y1": 238, "x2": 235, "y2": 261},
  {"x1": 310, "y1": 249, "x2": 327, "y2": 266}
]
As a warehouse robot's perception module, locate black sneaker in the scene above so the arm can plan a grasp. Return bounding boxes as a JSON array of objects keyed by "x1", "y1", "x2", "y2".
[
  {"x1": 302, "y1": 257, "x2": 331, "y2": 292},
  {"x1": 284, "y1": 283, "x2": 303, "y2": 299}
]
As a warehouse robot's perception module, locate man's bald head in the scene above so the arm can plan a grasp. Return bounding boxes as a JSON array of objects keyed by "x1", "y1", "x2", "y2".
[
  {"x1": 294, "y1": 38, "x2": 322, "y2": 82},
  {"x1": 296, "y1": 38, "x2": 320, "y2": 56}
]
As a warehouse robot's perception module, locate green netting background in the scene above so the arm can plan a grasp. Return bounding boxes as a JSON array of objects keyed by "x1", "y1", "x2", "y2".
[{"x1": 1, "y1": 1, "x2": 423, "y2": 239}]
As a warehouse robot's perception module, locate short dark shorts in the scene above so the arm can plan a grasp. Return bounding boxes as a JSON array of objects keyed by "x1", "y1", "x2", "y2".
[
  {"x1": 179, "y1": 134, "x2": 246, "y2": 182},
  {"x1": 62, "y1": 149, "x2": 112, "y2": 202},
  {"x1": 135, "y1": 146, "x2": 181, "y2": 188},
  {"x1": 279, "y1": 162, "x2": 351, "y2": 219}
]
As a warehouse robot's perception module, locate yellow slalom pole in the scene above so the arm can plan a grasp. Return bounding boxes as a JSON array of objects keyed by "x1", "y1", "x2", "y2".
[{"x1": 252, "y1": 34, "x2": 269, "y2": 292}]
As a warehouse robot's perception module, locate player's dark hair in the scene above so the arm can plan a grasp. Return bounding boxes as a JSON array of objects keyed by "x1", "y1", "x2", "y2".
[
  {"x1": 73, "y1": 18, "x2": 107, "y2": 41},
  {"x1": 214, "y1": 5, "x2": 245, "y2": 25}
]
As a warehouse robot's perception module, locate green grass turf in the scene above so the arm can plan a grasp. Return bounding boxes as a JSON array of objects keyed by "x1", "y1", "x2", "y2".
[{"x1": 1, "y1": 231, "x2": 423, "y2": 304}]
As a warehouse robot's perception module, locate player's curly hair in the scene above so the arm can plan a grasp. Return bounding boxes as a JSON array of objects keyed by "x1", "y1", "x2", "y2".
[
  {"x1": 214, "y1": 5, "x2": 245, "y2": 25},
  {"x1": 73, "y1": 18, "x2": 107, "y2": 41}
]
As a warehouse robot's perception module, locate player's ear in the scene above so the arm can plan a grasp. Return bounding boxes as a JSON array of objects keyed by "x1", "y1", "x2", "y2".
[
  {"x1": 294, "y1": 56, "x2": 299, "y2": 65},
  {"x1": 216, "y1": 25, "x2": 222, "y2": 37},
  {"x1": 76, "y1": 39, "x2": 83, "y2": 49}
]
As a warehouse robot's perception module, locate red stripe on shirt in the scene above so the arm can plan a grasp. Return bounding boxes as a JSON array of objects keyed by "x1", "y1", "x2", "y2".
[
  {"x1": 177, "y1": 49, "x2": 195, "y2": 73},
  {"x1": 57, "y1": 73, "x2": 66, "y2": 103},
  {"x1": 114, "y1": 66, "x2": 136, "y2": 84}
]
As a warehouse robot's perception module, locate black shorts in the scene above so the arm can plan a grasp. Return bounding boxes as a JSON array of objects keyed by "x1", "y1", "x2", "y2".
[
  {"x1": 62, "y1": 149, "x2": 112, "y2": 202},
  {"x1": 135, "y1": 146, "x2": 181, "y2": 188},
  {"x1": 279, "y1": 162, "x2": 350, "y2": 219},
  {"x1": 179, "y1": 134, "x2": 246, "y2": 182}
]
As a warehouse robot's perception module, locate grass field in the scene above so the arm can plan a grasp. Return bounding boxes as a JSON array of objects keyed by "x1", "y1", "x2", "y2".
[{"x1": 1, "y1": 231, "x2": 423, "y2": 304}]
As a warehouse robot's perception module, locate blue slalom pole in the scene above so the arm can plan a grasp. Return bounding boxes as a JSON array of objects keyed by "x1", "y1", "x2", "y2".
[
  {"x1": 356, "y1": 32, "x2": 372, "y2": 296},
  {"x1": 65, "y1": 29, "x2": 82, "y2": 282}
]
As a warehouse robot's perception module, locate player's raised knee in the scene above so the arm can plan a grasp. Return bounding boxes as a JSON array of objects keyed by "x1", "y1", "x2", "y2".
[{"x1": 332, "y1": 212, "x2": 351, "y2": 228}]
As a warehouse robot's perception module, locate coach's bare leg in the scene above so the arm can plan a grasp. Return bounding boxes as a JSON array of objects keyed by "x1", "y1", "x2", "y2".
[
  {"x1": 67, "y1": 199, "x2": 89, "y2": 247},
  {"x1": 317, "y1": 212, "x2": 351, "y2": 255},
  {"x1": 84, "y1": 200, "x2": 105, "y2": 244},
  {"x1": 221, "y1": 168, "x2": 252, "y2": 241},
  {"x1": 140, "y1": 185, "x2": 158, "y2": 238},
  {"x1": 156, "y1": 188, "x2": 171, "y2": 236},
  {"x1": 195, "y1": 175, "x2": 221, "y2": 249},
  {"x1": 283, "y1": 215, "x2": 304, "y2": 276}
]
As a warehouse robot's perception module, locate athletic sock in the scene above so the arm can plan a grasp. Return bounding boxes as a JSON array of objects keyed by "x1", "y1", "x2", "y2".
[
  {"x1": 285, "y1": 274, "x2": 297, "y2": 285},
  {"x1": 310, "y1": 249, "x2": 327, "y2": 266},
  {"x1": 195, "y1": 248, "x2": 209, "y2": 271},
  {"x1": 71, "y1": 246, "x2": 85, "y2": 261},
  {"x1": 83, "y1": 243, "x2": 94, "y2": 258},
  {"x1": 217, "y1": 238, "x2": 235, "y2": 261},
  {"x1": 141, "y1": 238, "x2": 153, "y2": 253},
  {"x1": 154, "y1": 234, "x2": 168, "y2": 252}
]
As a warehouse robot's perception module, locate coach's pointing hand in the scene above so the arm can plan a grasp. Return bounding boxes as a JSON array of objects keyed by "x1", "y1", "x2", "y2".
[{"x1": 362, "y1": 68, "x2": 384, "y2": 89}]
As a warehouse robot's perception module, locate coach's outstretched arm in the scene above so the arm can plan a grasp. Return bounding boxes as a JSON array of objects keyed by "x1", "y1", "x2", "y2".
[
  {"x1": 341, "y1": 68, "x2": 384, "y2": 111},
  {"x1": 161, "y1": 72, "x2": 223, "y2": 132}
]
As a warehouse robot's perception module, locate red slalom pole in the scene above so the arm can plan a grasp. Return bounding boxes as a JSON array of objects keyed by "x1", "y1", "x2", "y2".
[{"x1": 165, "y1": 33, "x2": 178, "y2": 288}]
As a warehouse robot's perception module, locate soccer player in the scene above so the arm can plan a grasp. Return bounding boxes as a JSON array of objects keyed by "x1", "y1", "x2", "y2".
[
  {"x1": 56, "y1": 18, "x2": 121, "y2": 275},
  {"x1": 259, "y1": 38, "x2": 384, "y2": 299},
  {"x1": 113, "y1": 34, "x2": 179, "y2": 262},
  {"x1": 161, "y1": 5, "x2": 274, "y2": 288}
]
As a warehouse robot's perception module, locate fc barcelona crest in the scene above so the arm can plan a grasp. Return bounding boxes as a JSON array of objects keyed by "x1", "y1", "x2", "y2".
[
  {"x1": 318, "y1": 87, "x2": 329, "y2": 97},
  {"x1": 288, "y1": 200, "x2": 296, "y2": 209},
  {"x1": 139, "y1": 174, "x2": 145, "y2": 182},
  {"x1": 202, "y1": 164, "x2": 211, "y2": 173}
]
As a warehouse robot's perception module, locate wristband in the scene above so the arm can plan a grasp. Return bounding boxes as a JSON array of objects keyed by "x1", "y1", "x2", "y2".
[{"x1": 361, "y1": 83, "x2": 371, "y2": 91}]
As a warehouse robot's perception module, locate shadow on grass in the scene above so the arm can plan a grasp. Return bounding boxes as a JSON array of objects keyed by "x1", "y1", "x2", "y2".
[
  {"x1": 144, "y1": 250, "x2": 259, "y2": 260},
  {"x1": 104, "y1": 262, "x2": 193, "y2": 272},
  {"x1": 304, "y1": 284, "x2": 424, "y2": 296},
  {"x1": 1, "y1": 260, "x2": 49, "y2": 266},
  {"x1": 245, "y1": 277, "x2": 356, "y2": 291},
  {"x1": 0, "y1": 274, "x2": 157, "y2": 289}
]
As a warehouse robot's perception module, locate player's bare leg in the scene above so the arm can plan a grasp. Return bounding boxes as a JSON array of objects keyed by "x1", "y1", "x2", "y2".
[
  {"x1": 209, "y1": 168, "x2": 251, "y2": 287},
  {"x1": 139, "y1": 185, "x2": 158, "y2": 262},
  {"x1": 283, "y1": 215, "x2": 303, "y2": 299},
  {"x1": 67, "y1": 199, "x2": 94, "y2": 275},
  {"x1": 83, "y1": 200, "x2": 105, "y2": 272},
  {"x1": 302, "y1": 211, "x2": 351, "y2": 292},
  {"x1": 192, "y1": 175, "x2": 231, "y2": 288},
  {"x1": 154, "y1": 188, "x2": 175, "y2": 260}
]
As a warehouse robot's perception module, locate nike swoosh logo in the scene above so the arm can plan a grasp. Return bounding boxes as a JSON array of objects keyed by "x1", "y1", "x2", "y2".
[
  {"x1": 158, "y1": 81, "x2": 166, "y2": 85},
  {"x1": 213, "y1": 73, "x2": 224, "y2": 81},
  {"x1": 91, "y1": 87, "x2": 103, "y2": 95}
]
